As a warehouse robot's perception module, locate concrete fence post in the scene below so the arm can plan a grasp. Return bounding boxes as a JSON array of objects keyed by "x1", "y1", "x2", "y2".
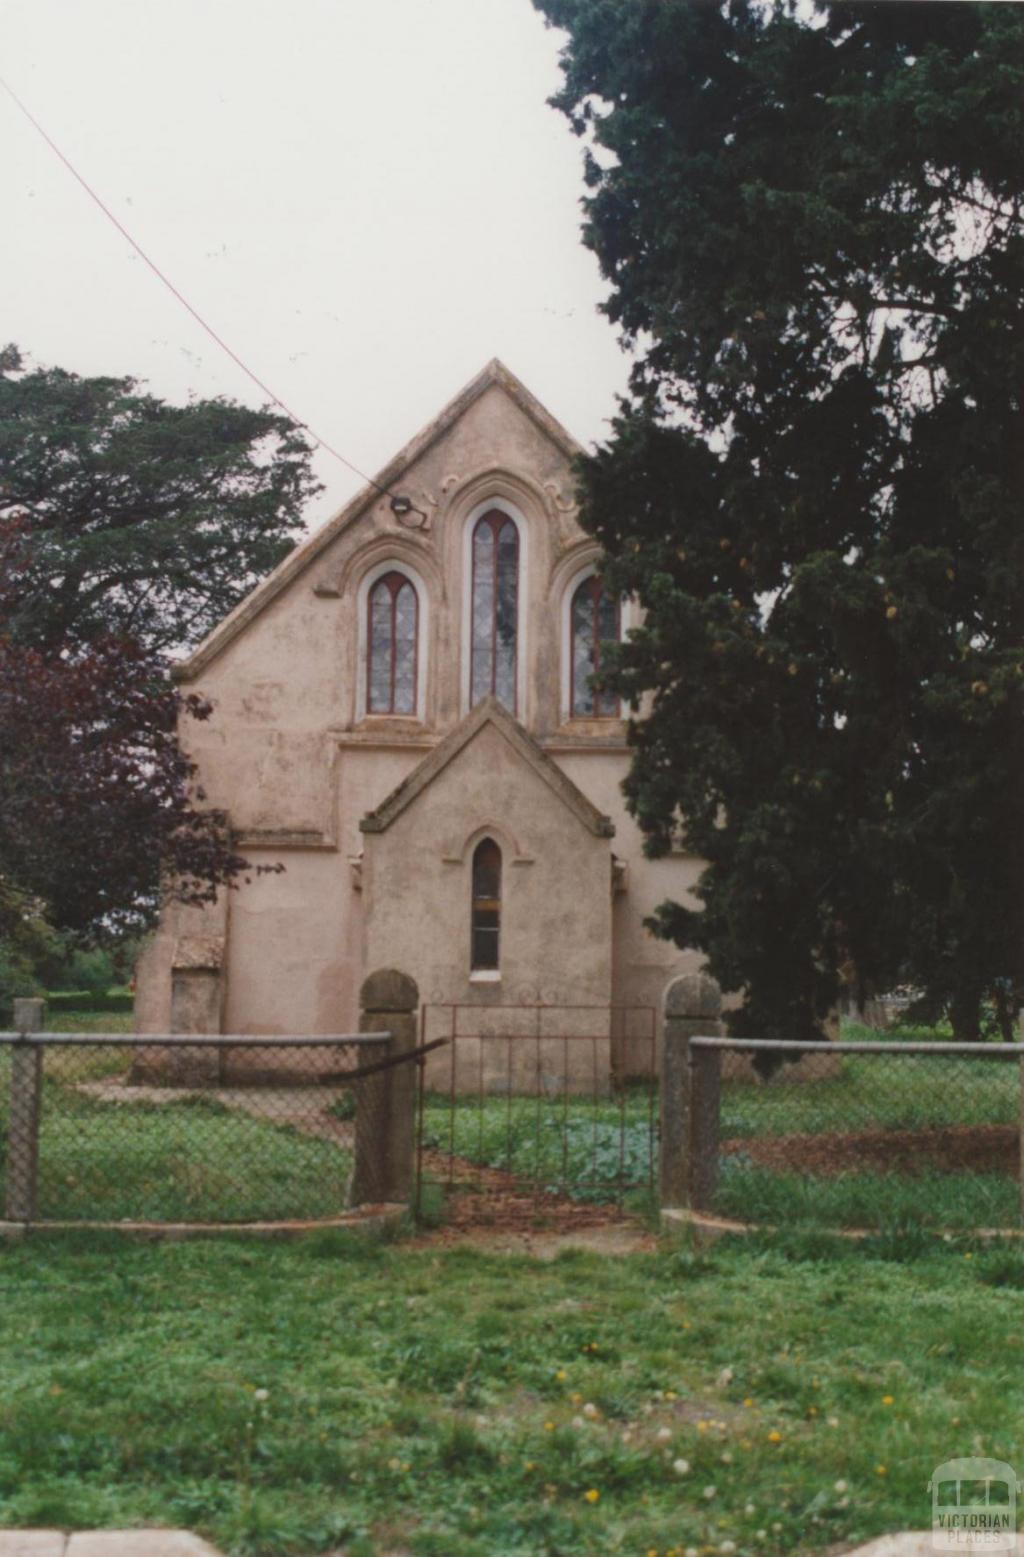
[
  {"x1": 1019, "y1": 1009, "x2": 1024, "y2": 1223},
  {"x1": 660, "y1": 973, "x2": 723, "y2": 1211},
  {"x1": 352, "y1": 969, "x2": 419, "y2": 1206},
  {"x1": 689, "y1": 1041, "x2": 722, "y2": 1211},
  {"x1": 5, "y1": 997, "x2": 45, "y2": 1222}
]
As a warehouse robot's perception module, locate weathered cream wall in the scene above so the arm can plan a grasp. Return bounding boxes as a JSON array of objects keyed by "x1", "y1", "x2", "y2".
[
  {"x1": 220, "y1": 852, "x2": 359, "y2": 1035},
  {"x1": 363, "y1": 720, "x2": 612, "y2": 1004},
  {"x1": 553, "y1": 750, "x2": 706, "y2": 1011},
  {"x1": 135, "y1": 364, "x2": 708, "y2": 1052},
  {"x1": 175, "y1": 378, "x2": 585, "y2": 820},
  {"x1": 363, "y1": 718, "x2": 613, "y2": 1089}
]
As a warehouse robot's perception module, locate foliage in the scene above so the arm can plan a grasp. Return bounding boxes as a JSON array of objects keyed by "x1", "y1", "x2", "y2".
[
  {"x1": 46, "y1": 945, "x2": 118, "y2": 996},
  {"x1": 421, "y1": 1090, "x2": 657, "y2": 1205},
  {"x1": 45, "y1": 990, "x2": 134, "y2": 1014},
  {"x1": 0, "y1": 342, "x2": 308, "y2": 947},
  {"x1": 0, "y1": 608, "x2": 268, "y2": 937},
  {"x1": 536, "y1": 0, "x2": 1024, "y2": 1040},
  {"x1": 0, "y1": 1233, "x2": 1019, "y2": 1552},
  {"x1": 0, "y1": 344, "x2": 319, "y2": 656},
  {"x1": 0, "y1": 878, "x2": 58, "y2": 1023}
]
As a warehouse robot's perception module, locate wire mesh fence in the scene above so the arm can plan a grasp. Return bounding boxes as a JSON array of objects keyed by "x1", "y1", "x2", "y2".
[
  {"x1": 687, "y1": 1038, "x2": 1024, "y2": 1231},
  {"x1": 417, "y1": 1004, "x2": 658, "y2": 1220},
  {"x1": 9, "y1": 1021, "x2": 1018, "y2": 1235},
  {"x1": 0, "y1": 1034, "x2": 395, "y2": 1225}
]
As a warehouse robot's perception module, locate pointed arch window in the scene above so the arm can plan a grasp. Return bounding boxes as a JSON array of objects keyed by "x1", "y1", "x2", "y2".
[
  {"x1": 571, "y1": 573, "x2": 620, "y2": 717},
  {"x1": 367, "y1": 571, "x2": 418, "y2": 715},
  {"x1": 470, "y1": 511, "x2": 519, "y2": 711},
  {"x1": 471, "y1": 837, "x2": 502, "y2": 972}
]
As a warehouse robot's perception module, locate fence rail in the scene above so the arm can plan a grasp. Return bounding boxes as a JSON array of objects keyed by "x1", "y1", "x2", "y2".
[
  {"x1": 690, "y1": 1037, "x2": 1024, "y2": 1056},
  {"x1": 0, "y1": 1022, "x2": 401, "y2": 1227},
  {"x1": 0, "y1": 1033, "x2": 392, "y2": 1049},
  {"x1": 664, "y1": 1035, "x2": 1024, "y2": 1232}
]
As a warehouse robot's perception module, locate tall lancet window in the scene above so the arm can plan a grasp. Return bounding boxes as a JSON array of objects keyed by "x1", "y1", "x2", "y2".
[
  {"x1": 470, "y1": 511, "x2": 519, "y2": 711},
  {"x1": 367, "y1": 571, "x2": 418, "y2": 715},
  {"x1": 470, "y1": 837, "x2": 502, "y2": 972},
  {"x1": 571, "y1": 574, "x2": 620, "y2": 717}
]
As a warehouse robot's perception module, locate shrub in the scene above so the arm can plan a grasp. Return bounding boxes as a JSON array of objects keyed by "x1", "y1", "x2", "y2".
[{"x1": 46, "y1": 991, "x2": 133, "y2": 1014}]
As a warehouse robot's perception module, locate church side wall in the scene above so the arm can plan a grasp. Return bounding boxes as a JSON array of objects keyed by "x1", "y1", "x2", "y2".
[
  {"x1": 553, "y1": 749, "x2": 707, "y2": 1016},
  {"x1": 220, "y1": 849, "x2": 361, "y2": 1035}
]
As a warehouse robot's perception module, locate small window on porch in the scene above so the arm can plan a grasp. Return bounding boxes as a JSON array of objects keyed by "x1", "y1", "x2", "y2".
[{"x1": 471, "y1": 837, "x2": 502, "y2": 973}]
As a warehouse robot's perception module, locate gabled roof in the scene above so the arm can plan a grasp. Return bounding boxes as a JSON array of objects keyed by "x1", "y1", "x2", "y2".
[
  {"x1": 359, "y1": 697, "x2": 615, "y2": 839},
  {"x1": 173, "y1": 358, "x2": 583, "y2": 683}
]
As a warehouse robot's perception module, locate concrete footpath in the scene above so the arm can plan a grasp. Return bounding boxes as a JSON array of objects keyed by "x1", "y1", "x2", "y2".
[
  {"x1": 0, "y1": 1530, "x2": 938, "y2": 1557},
  {"x1": 0, "y1": 1535, "x2": 223, "y2": 1556}
]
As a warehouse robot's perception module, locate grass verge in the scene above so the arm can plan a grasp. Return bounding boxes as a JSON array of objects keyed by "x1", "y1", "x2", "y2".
[{"x1": 0, "y1": 1231, "x2": 1021, "y2": 1554}]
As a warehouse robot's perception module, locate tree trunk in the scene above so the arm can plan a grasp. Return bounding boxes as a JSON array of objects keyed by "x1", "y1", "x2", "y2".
[
  {"x1": 994, "y1": 984, "x2": 1015, "y2": 1045},
  {"x1": 949, "y1": 987, "x2": 982, "y2": 1043}
]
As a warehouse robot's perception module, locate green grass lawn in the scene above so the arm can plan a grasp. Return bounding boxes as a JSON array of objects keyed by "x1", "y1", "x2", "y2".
[
  {"x1": 31, "y1": 1089, "x2": 352, "y2": 1223},
  {"x1": 0, "y1": 1022, "x2": 353, "y2": 1222},
  {"x1": 43, "y1": 1009, "x2": 136, "y2": 1034},
  {"x1": 0, "y1": 1228, "x2": 1022, "y2": 1554},
  {"x1": 721, "y1": 1037, "x2": 1018, "y2": 1139},
  {"x1": 713, "y1": 1163, "x2": 1019, "y2": 1231},
  {"x1": 711, "y1": 1032, "x2": 1021, "y2": 1230}
]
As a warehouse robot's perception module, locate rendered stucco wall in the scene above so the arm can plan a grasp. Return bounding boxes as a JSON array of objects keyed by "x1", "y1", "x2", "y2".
[
  {"x1": 135, "y1": 364, "x2": 709, "y2": 1072},
  {"x1": 363, "y1": 719, "x2": 613, "y2": 1089}
]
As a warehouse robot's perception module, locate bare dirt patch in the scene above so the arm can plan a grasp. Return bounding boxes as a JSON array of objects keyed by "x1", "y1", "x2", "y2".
[
  {"x1": 412, "y1": 1149, "x2": 655, "y2": 1254},
  {"x1": 723, "y1": 1123, "x2": 1018, "y2": 1178}
]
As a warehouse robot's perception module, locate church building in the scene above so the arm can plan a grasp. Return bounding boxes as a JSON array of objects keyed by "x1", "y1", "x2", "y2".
[{"x1": 134, "y1": 361, "x2": 704, "y2": 1075}]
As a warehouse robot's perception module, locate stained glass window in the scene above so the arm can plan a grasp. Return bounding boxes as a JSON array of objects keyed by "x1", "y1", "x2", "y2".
[
  {"x1": 367, "y1": 571, "x2": 418, "y2": 715},
  {"x1": 571, "y1": 574, "x2": 620, "y2": 717},
  {"x1": 470, "y1": 511, "x2": 519, "y2": 711},
  {"x1": 471, "y1": 838, "x2": 502, "y2": 971}
]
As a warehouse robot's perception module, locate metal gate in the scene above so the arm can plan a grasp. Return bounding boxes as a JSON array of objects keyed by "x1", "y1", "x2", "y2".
[{"x1": 415, "y1": 1002, "x2": 658, "y2": 1224}]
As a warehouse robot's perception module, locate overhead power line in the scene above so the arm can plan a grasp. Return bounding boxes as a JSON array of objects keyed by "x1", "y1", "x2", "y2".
[{"x1": 0, "y1": 74, "x2": 428, "y2": 523}]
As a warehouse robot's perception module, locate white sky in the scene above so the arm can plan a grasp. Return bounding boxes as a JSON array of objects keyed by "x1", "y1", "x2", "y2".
[{"x1": 0, "y1": 0, "x2": 630, "y2": 529}]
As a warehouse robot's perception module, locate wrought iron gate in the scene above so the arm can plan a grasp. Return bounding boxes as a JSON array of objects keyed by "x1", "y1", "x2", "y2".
[{"x1": 415, "y1": 1002, "x2": 658, "y2": 1223}]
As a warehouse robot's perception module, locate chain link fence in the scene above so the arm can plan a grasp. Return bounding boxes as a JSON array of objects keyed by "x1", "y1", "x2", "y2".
[
  {"x1": 681, "y1": 1038, "x2": 1023, "y2": 1231},
  {"x1": 1, "y1": 1032, "x2": 399, "y2": 1225}
]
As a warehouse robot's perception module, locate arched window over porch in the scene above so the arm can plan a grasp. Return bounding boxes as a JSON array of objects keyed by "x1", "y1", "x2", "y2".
[
  {"x1": 471, "y1": 837, "x2": 502, "y2": 973},
  {"x1": 470, "y1": 511, "x2": 519, "y2": 711}
]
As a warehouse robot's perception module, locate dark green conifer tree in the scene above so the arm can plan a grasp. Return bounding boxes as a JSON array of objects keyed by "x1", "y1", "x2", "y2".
[{"x1": 537, "y1": 0, "x2": 1024, "y2": 1038}]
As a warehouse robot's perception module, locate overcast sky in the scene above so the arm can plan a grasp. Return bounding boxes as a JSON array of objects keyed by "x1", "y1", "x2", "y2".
[{"x1": 1, "y1": 0, "x2": 630, "y2": 529}]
